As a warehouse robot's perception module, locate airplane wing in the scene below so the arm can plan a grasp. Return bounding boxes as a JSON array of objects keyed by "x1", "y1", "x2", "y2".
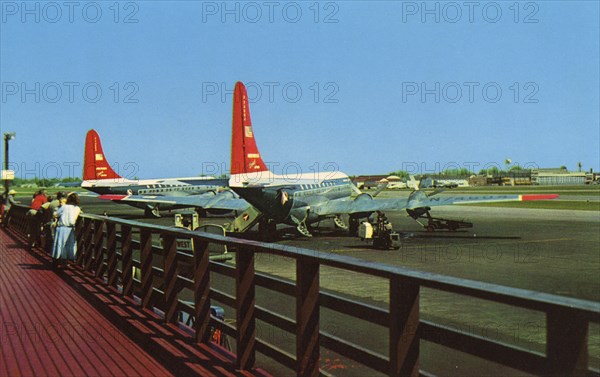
[
  {"x1": 98, "y1": 190, "x2": 251, "y2": 211},
  {"x1": 312, "y1": 192, "x2": 559, "y2": 216},
  {"x1": 312, "y1": 196, "x2": 398, "y2": 215}
]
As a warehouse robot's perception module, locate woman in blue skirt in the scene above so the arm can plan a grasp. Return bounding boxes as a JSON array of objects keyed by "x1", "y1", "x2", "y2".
[{"x1": 52, "y1": 193, "x2": 81, "y2": 268}]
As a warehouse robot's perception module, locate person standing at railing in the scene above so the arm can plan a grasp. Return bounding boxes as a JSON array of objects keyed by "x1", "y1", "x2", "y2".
[
  {"x1": 52, "y1": 193, "x2": 81, "y2": 269},
  {"x1": 2, "y1": 189, "x2": 18, "y2": 227},
  {"x1": 30, "y1": 189, "x2": 48, "y2": 211},
  {"x1": 28, "y1": 189, "x2": 48, "y2": 248},
  {"x1": 42, "y1": 192, "x2": 66, "y2": 253},
  {"x1": 0, "y1": 190, "x2": 4, "y2": 224}
]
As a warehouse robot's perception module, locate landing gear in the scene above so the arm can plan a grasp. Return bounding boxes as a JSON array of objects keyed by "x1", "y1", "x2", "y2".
[
  {"x1": 296, "y1": 222, "x2": 312, "y2": 237},
  {"x1": 291, "y1": 209, "x2": 312, "y2": 238},
  {"x1": 406, "y1": 207, "x2": 473, "y2": 232},
  {"x1": 349, "y1": 215, "x2": 360, "y2": 236},
  {"x1": 144, "y1": 205, "x2": 161, "y2": 218},
  {"x1": 333, "y1": 215, "x2": 348, "y2": 230}
]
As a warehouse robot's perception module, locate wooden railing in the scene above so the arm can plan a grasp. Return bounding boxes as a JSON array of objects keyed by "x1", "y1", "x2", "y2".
[{"x1": 5, "y1": 204, "x2": 600, "y2": 376}]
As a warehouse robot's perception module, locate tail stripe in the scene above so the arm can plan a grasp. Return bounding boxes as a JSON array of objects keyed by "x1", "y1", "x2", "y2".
[{"x1": 520, "y1": 194, "x2": 559, "y2": 201}]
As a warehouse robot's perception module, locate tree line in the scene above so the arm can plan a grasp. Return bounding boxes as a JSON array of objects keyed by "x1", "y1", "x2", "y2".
[
  {"x1": 12, "y1": 177, "x2": 82, "y2": 187},
  {"x1": 388, "y1": 166, "x2": 529, "y2": 178}
]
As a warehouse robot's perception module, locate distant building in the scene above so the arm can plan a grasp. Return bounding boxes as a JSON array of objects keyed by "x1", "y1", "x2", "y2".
[
  {"x1": 585, "y1": 169, "x2": 600, "y2": 184},
  {"x1": 531, "y1": 168, "x2": 587, "y2": 185},
  {"x1": 19, "y1": 183, "x2": 39, "y2": 188},
  {"x1": 420, "y1": 176, "x2": 469, "y2": 188},
  {"x1": 354, "y1": 167, "x2": 596, "y2": 188},
  {"x1": 383, "y1": 175, "x2": 407, "y2": 189},
  {"x1": 469, "y1": 175, "x2": 488, "y2": 186},
  {"x1": 353, "y1": 175, "x2": 408, "y2": 189},
  {"x1": 353, "y1": 175, "x2": 388, "y2": 189},
  {"x1": 495, "y1": 171, "x2": 532, "y2": 186},
  {"x1": 53, "y1": 181, "x2": 83, "y2": 188}
]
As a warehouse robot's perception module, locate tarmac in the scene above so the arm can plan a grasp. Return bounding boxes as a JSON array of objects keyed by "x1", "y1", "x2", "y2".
[{"x1": 71, "y1": 192, "x2": 600, "y2": 376}]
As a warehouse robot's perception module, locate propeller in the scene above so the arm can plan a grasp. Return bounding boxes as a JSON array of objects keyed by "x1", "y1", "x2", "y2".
[
  {"x1": 427, "y1": 188, "x2": 445, "y2": 197},
  {"x1": 372, "y1": 182, "x2": 388, "y2": 197},
  {"x1": 351, "y1": 183, "x2": 362, "y2": 195}
]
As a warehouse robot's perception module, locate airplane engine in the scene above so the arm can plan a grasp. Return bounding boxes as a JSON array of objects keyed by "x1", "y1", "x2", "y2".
[
  {"x1": 347, "y1": 193, "x2": 376, "y2": 235},
  {"x1": 352, "y1": 192, "x2": 375, "y2": 218},
  {"x1": 354, "y1": 193, "x2": 374, "y2": 202},
  {"x1": 407, "y1": 190, "x2": 429, "y2": 208},
  {"x1": 255, "y1": 188, "x2": 294, "y2": 222}
]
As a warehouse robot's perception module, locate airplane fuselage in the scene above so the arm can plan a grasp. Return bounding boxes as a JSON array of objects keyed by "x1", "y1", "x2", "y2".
[
  {"x1": 82, "y1": 177, "x2": 228, "y2": 197},
  {"x1": 232, "y1": 175, "x2": 353, "y2": 226}
]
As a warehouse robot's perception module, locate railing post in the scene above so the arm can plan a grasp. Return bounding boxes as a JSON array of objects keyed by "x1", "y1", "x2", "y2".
[
  {"x1": 106, "y1": 222, "x2": 118, "y2": 288},
  {"x1": 121, "y1": 225, "x2": 133, "y2": 297},
  {"x1": 162, "y1": 234, "x2": 179, "y2": 323},
  {"x1": 8, "y1": 206, "x2": 20, "y2": 233},
  {"x1": 77, "y1": 217, "x2": 93, "y2": 267},
  {"x1": 236, "y1": 247, "x2": 256, "y2": 371},
  {"x1": 140, "y1": 229, "x2": 154, "y2": 309},
  {"x1": 19, "y1": 207, "x2": 28, "y2": 234},
  {"x1": 84, "y1": 219, "x2": 100, "y2": 271},
  {"x1": 389, "y1": 276, "x2": 419, "y2": 377},
  {"x1": 546, "y1": 309, "x2": 588, "y2": 375},
  {"x1": 193, "y1": 237, "x2": 211, "y2": 343},
  {"x1": 75, "y1": 217, "x2": 85, "y2": 264},
  {"x1": 9, "y1": 205, "x2": 27, "y2": 234},
  {"x1": 20, "y1": 207, "x2": 28, "y2": 234},
  {"x1": 92, "y1": 220, "x2": 105, "y2": 277},
  {"x1": 296, "y1": 258, "x2": 320, "y2": 377}
]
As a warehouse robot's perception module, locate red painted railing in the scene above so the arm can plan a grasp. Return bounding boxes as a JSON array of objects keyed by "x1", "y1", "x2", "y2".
[{"x1": 6, "y1": 204, "x2": 600, "y2": 376}]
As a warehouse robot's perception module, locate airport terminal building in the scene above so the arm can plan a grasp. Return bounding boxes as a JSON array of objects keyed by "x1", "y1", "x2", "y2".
[
  {"x1": 531, "y1": 168, "x2": 589, "y2": 185},
  {"x1": 353, "y1": 167, "x2": 598, "y2": 188}
]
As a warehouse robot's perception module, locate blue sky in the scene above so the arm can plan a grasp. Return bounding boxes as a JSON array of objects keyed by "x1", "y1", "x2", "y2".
[{"x1": 1, "y1": 1, "x2": 598, "y2": 180}]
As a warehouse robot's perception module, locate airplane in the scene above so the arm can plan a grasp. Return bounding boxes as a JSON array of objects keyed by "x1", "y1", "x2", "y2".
[
  {"x1": 82, "y1": 129, "x2": 249, "y2": 218},
  {"x1": 433, "y1": 180, "x2": 459, "y2": 189},
  {"x1": 227, "y1": 81, "x2": 559, "y2": 238},
  {"x1": 406, "y1": 176, "x2": 420, "y2": 190}
]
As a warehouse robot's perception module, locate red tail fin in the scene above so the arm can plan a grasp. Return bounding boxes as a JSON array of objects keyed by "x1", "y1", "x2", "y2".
[
  {"x1": 231, "y1": 81, "x2": 268, "y2": 175},
  {"x1": 83, "y1": 129, "x2": 122, "y2": 181}
]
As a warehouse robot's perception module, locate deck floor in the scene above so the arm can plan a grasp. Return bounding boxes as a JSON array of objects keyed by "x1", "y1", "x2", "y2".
[{"x1": 0, "y1": 229, "x2": 268, "y2": 377}]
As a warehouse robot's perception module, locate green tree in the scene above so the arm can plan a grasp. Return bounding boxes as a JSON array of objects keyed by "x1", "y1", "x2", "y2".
[
  {"x1": 388, "y1": 170, "x2": 409, "y2": 179},
  {"x1": 482, "y1": 166, "x2": 500, "y2": 176},
  {"x1": 442, "y1": 168, "x2": 471, "y2": 176}
]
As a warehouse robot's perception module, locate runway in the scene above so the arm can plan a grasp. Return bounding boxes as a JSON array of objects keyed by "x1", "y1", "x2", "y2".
[{"x1": 75, "y1": 193, "x2": 600, "y2": 375}]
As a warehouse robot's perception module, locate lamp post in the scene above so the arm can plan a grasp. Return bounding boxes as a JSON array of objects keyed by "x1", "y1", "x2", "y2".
[{"x1": 3, "y1": 132, "x2": 16, "y2": 202}]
